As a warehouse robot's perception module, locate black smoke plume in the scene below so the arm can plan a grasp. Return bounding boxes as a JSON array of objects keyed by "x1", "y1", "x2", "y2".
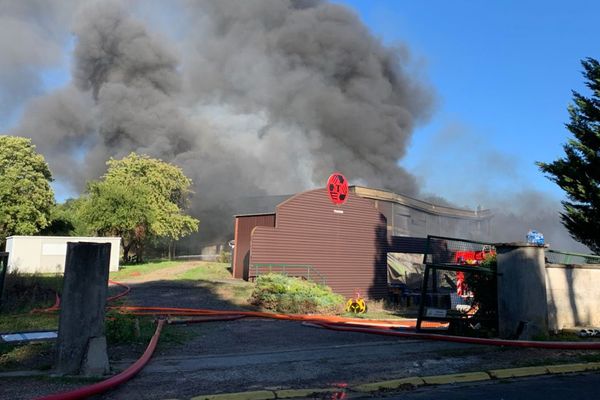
[{"x1": 12, "y1": 0, "x2": 433, "y2": 245}]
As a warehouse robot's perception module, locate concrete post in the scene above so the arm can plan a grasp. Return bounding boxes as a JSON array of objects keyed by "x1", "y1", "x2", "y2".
[
  {"x1": 55, "y1": 242, "x2": 111, "y2": 376},
  {"x1": 496, "y1": 243, "x2": 548, "y2": 339}
]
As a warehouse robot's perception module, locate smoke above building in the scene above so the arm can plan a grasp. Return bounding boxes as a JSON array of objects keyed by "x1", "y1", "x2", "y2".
[
  {"x1": 4, "y1": 0, "x2": 587, "y2": 251},
  {"x1": 10, "y1": 0, "x2": 433, "y2": 243}
]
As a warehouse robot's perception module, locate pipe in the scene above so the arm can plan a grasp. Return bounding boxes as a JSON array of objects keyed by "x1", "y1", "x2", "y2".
[
  {"x1": 311, "y1": 321, "x2": 600, "y2": 350},
  {"x1": 107, "y1": 279, "x2": 131, "y2": 302},
  {"x1": 167, "y1": 315, "x2": 247, "y2": 325},
  {"x1": 115, "y1": 306, "x2": 442, "y2": 328},
  {"x1": 34, "y1": 319, "x2": 165, "y2": 400}
]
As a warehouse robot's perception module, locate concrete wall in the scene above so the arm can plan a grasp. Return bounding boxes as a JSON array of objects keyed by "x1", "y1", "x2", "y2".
[
  {"x1": 545, "y1": 264, "x2": 600, "y2": 330},
  {"x1": 496, "y1": 243, "x2": 548, "y2": 339},
  {"x1": 6, "y1": 236, "x2": 120, "y2": 273}
]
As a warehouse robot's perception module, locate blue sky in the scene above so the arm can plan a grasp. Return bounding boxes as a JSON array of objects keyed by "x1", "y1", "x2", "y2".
[{"x1": 336, "y1": 0, "x2": 599, "y2": 205}]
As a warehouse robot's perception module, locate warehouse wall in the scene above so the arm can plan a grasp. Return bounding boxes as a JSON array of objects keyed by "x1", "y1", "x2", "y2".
[
  {"x1": 232, "y1": 214, "x2": 276, "y2": 279},
  {"x1": 249, "y1": 189, "x2": 389, "y2": 298}
]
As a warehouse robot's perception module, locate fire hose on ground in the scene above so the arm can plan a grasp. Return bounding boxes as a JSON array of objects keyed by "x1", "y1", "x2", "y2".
[{"x1": 32, "y1": 280, "x2": 600, "y2": 400}]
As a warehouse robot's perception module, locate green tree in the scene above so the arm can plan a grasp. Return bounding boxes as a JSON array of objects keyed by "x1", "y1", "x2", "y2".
[
  {"x1": 537, "y1": 58, "x2": 600, "y2": 254},
  {"x1": 41, "y1": 199, "x2": 92, "y2": 236},
  {"x1": 81, "y1": 153, "x2": 199, "y2": 261},
  {"x1": 0, "y1": 136, "x2": 55, "y2": 244}
]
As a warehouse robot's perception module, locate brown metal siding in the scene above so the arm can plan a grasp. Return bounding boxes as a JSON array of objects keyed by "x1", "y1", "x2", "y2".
[
  {"x1": 232, "y1": 214, "x2": 275, "y2": 279},
  {"x1": 249, "y1": 189, "x2": 389, "y2": 299}
]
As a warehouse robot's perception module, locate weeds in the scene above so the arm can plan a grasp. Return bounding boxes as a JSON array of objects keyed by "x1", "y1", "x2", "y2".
[{"x1": 250, "y1": 273, "x2": 344, "y2": 314}]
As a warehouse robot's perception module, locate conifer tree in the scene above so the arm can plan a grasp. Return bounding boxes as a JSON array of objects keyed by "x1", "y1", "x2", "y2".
[{"x1": 538, "y1": 58, "x2": 600, "y2": 254}]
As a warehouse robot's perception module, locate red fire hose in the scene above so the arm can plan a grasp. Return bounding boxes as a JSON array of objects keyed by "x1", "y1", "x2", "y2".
[
  {"x1": 34, "y1": 319, "x2": 165, "y2": 400},
  {"x1": 34, "y1": 279, "x2": 600, "y2": 399}
]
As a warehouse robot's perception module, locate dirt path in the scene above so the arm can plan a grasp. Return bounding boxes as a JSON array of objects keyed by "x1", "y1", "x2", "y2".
[{"x1": 116, "y1": 262, "x2": 202, "y2": 283}]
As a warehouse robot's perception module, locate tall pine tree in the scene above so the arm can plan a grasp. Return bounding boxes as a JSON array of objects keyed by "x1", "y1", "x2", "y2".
[{"x1": 538, "y1": 58, "x2": 600, "y2": 254}]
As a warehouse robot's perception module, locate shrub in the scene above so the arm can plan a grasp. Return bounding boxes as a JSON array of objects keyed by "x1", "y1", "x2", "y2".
[
  {"x1": 0, "y1": 270, "x2": 62, "y2": 313},
  {"x1": 249, "y1": 273, "x2": 344, "y2": 314},
  {"x1": 216, "y1": 250, "x2": 231, "y2": 264},
  {"x1": 463, "y1": 254, "x2": 498, "y2": 335},
  {"x1": 105, "y1": 311, "x2": 153, "y2": 344}
]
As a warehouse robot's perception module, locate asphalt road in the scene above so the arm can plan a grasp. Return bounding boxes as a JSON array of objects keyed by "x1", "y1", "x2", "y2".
[{"x1": 372, "y1": 372, "x2": 600, "y2": 400}]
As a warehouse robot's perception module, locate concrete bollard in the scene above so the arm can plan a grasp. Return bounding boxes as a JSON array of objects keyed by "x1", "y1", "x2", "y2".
[
  {"x1": 496, "y1": 243, "x2": 548, "y2": 340},
  {"x1": 55, "y1": 242, "x2": 111, "y2": 376}
]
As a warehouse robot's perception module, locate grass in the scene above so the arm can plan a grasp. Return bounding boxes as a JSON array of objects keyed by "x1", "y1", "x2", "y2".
[
  {"x1": 212, "y1": 281, "x2": 255, "y2": 307},
  {"x1": 0, "y1": 313, "x2": 58, "y2": 333},
  {"x1": 175, "y1": 262, "x2": 233, "y2": 281},
  {"x1": 341, "y1": 299, "x2": 412, "y2": 320},
  {"x1": 0, "y1": 342, "x2": 54, "y2": 372},
  {"x1": 1, "y1": 271, "x2": 62, "y2": 314},
  {"x1": 109, "y1": 260, "x2": 180, "y2": 280}
]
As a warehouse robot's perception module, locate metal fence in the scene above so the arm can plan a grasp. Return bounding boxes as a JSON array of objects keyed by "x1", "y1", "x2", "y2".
[
  {"x1": 250, "y1": 263, "x2": 327, "y2": 285},
  {"x1": 545, "y1": 249, "x2": 600, "y2": 265},
  {"x1": 423, "y1": 235, "x2": 495, "y2": 266}
]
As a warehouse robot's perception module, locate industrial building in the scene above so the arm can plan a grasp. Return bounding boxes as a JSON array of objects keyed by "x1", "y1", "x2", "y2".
[{"x1": 232, "y1": 186, "x2": 492, "y2": 299}]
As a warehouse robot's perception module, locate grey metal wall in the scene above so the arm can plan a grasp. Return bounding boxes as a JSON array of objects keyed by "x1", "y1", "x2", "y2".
[{"x1": 377, "y1": 202, "x2": 490, "y2": 239}]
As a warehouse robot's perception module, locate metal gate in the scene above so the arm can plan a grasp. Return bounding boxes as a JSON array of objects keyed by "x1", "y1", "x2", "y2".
[{"x1": 416, "y1": 236, "x2": 498, "y2": 336}]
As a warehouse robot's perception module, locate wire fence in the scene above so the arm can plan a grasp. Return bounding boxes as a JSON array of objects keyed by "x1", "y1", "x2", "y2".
[
  {"x1": 545, "y1": 249, "x2": 600, "y2": 265},
  {"x1": 423, "y1": 236, "x2": 495, "y2": 266}
]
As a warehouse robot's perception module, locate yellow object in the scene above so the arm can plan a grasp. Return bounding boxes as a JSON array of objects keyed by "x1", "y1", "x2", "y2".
[{"x1": 345, "y1": 297, "x2": 367, "y2": 313}]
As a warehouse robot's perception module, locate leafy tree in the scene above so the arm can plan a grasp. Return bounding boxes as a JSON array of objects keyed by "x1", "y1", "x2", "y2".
[
  {"x1": 41, "y1": 199, "x2": 92, "y2": 236},
  {"x1": 0, "y1": 136, "x2": 54, "y2": 244},
  {"x1": 80, "y1": 153, "x2": 199, "y2": 261},
  {"x1": 537, "y1": 58, "x2": 600, "y2": 254}
]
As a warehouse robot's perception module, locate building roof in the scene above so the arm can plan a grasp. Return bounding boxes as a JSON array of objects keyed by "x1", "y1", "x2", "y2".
[
  {"x1": 234, "y1": 186, "x2": 492, "y2": 220},
  {"x1": 351, "y1": 186, "x2": 493, "y2": 220}
]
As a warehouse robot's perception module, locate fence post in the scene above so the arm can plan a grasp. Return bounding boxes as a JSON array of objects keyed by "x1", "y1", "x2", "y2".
[
  {"x1": 55, "y1": 242, "x2": 111, "y2": 376},
  {"x1": 496, "y1": 243, "x2": 548, "y2": 339}
]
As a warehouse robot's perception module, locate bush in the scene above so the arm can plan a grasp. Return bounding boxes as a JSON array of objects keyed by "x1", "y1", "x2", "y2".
[
  {"x1": 217, "y1": 250, "x2": 231, "y2": 264},
  {"x1": 0, "y1": 270, "x2": 62, "y2": 313},
  {"x1": 249, "y1": 274, "x2": 344, "y2": 314},
  {"x1": 105, "y1": 311, "x2": 154, "y2": 344},
  {"x1": 463, "y1": 254, "x2": 498, "y2": 335}
]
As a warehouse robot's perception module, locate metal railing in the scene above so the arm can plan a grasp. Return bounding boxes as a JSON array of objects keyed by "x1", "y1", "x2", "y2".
[
  {"x1": 250, "y1": 263, "x2": 327, "y2": 285},
  {"x1": 545, "y1": 249, "x2": 600, "y2": 265}
]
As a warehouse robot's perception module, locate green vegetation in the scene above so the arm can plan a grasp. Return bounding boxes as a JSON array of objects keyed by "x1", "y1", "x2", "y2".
[
  {"x1": 460, "y1": 254, "x2": 498, "y2": 337},
  {"x1": 0, "y1": 342, "x2": 54, "y2": 372},
  {"x1": 537, "y1": 58, "x2": 600, "y2": 254},
  {"x1": 105, "y1": 311, "x2": 193, "y2": 346},
  {"x1": 0, "y1": 313, "x2": 58, "y2": 333},
  {"x1": 0, "y1": 271, "x2": 61, "y2": 372},
  {"x1": 175, "y1": 262, "x2": 232, "y2": 281},
  {"x1": 0, "y1": 271, "x2": 62, "y2": 314},
  {"x1": 250, "y1": 273, "x2": 345, "y2": 314},
  {"x1": 41, "y1": 198, "x2": 92, "y2": 236},
  {"x1": 0, "y1": 135, "x2": 55, "y2": 244},
  {"x1": 109, "y1": 260, "x2": 180, "y2": 280},
  {"x1": 79, "y1": 153, "x2": 199, "y2": 262},
  {"x1": 341, "y1": 299, "x2": 408, "y2": 320}
]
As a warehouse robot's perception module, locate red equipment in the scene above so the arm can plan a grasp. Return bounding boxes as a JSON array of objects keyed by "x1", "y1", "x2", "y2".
[{"x1": 453, "y1": 247, "x2": 495, "y2": 295}]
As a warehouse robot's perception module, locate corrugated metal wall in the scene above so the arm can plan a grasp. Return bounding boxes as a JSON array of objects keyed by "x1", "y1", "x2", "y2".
[
  {"x1": 249, "y1": 189, "x2": 389, "y2": 299},
  {"x1": 232, "y1": 214, "x2": 276, "y2": 279}
]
